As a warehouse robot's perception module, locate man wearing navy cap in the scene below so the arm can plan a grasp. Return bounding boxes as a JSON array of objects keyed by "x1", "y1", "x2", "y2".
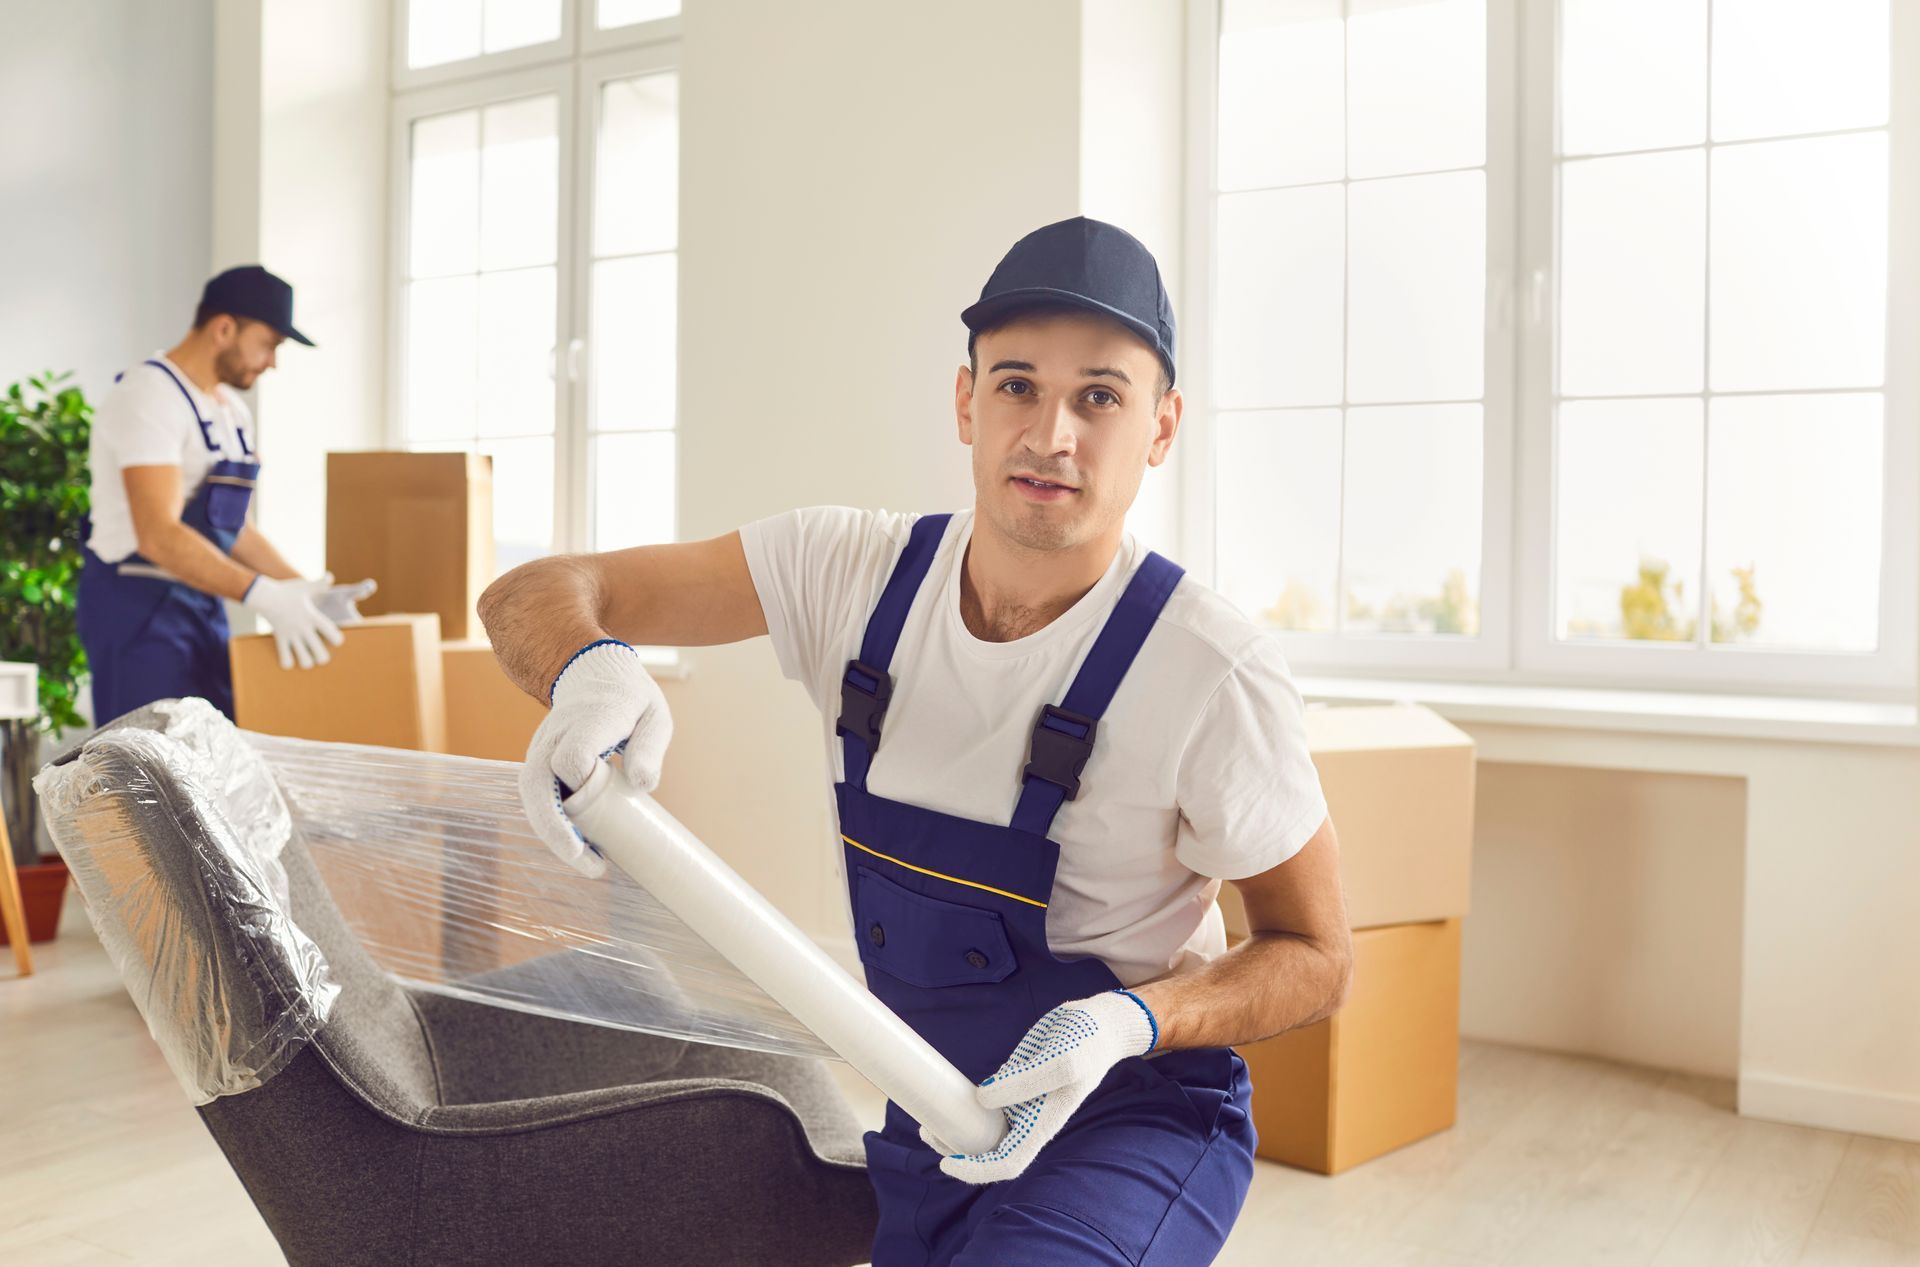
[
  {"x1": 78, "y1": 265, "x2": 374, "y2": 724},
  {"x1": 481, "y1": 218, "x2": 1351, "y2": 1263}
]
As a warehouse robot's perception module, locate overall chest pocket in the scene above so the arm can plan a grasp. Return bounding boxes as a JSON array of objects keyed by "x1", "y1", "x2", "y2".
[
  {"x1": 202, "y1": 478, "x2": 255, "y2": 533},
  {"x1": 853, "y1": 866, "x2": 1017, "y2": 989}
]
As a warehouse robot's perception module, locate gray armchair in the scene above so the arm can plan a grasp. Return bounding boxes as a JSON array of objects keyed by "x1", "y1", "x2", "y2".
[{"x1": 47, "y1": 723, "x2": 878, "y2": 1267}]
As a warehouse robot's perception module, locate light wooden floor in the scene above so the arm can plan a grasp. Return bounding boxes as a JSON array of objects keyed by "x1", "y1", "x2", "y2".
[{"x1": 6, "y1": 900, "x2": 1918, "y2": 1266}]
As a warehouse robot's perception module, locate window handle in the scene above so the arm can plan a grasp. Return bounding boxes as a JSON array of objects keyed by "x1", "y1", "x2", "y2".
[
  {"x1": 1527, "y1": 268, "x2": 1549, "y2": 327},
  {"x1": 566, "y1": 337, "x2": 586, "y2": 383}
]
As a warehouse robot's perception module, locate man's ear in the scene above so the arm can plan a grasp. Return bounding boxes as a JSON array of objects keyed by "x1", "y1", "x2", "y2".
[
  {"x1": 1146, "y1": 386, "x2": 1182, "y2": 468},
  {"x1": 955, "y1": 363, "x2": 976, "y2": 445}
]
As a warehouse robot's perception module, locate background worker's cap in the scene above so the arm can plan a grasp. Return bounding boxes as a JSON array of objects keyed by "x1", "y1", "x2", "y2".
[
  {"x1": 960, "y1": 216, "x2": 1176, "y2": 387},
  {"x1": 200, "y1": 265, "x2": 314, "y2": 347}
]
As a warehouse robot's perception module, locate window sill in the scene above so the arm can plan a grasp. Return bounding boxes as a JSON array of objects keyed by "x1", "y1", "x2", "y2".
[
  {"x1": 636, "y1": 647, "x2": 691, "y2": 680},
  {"x1": 1295, "y1": 674, "x2": 1920, "y2": 748}
]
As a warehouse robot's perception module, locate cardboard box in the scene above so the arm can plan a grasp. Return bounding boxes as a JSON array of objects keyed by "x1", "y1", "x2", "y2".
[
  {"x1": 231, "y1": 614, "x2": 447, "y2": 751},
  {"x1": 1218, "y1": 702, "x2": 1474, "y2": 937},
  {"x1": 326, "y1": 451, "x2": 494, "y2": 641},
  {"x1": 442, "y1": 640, "x2": 547, "y2": 761},
  {"x1": 1237, "y1": 918, "x2": 1462, "y2": 1174}
]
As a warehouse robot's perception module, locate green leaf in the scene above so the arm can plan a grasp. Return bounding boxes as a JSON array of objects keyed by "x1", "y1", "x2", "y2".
[{"x1": 0, "y1": 372, "x2": 91, "y2": 730}]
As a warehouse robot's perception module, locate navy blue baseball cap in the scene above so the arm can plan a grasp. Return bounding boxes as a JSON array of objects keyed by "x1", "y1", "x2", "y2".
[
  {"x1": 960, "y1": 216, "x2": 1176, "y2": 388},
  {"x1": 200, "y1": 265, "x2": 314, "y2": 346}
]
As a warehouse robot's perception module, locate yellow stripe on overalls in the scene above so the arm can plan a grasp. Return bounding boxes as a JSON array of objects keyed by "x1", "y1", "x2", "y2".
[{"x1": 841, "y1": 835, "x2": 1048, "y2": 909}]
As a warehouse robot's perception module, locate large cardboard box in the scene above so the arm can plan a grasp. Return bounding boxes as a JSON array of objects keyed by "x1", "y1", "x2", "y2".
[
  {"x1": 442, "y1": 640, "x2": 547, "y2": 761},
  {"x1": 230, "y1": 614, "x2": 447, "y2": 751},
  {"x1": 1218, "y1": 702, "x2": 1474, "y2": 938},
  {"x1": 1238, "y1": 918, "x2": 1462, "y2": 1174},
  {"x1": 327, "y1": 451, "x2": 494, "y2": 641}
]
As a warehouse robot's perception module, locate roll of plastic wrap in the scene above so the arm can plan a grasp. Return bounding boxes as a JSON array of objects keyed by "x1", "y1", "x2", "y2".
[{"x1": 563, "y1": 763, "x2": 1005, "y2": 1156}]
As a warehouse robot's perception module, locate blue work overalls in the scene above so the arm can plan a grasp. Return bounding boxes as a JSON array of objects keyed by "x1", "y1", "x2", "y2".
[
  {"x1": 836, "y1": 513, "x2": 1257, "y2": 1266},
  {"x1": 77, "y1": 360, "x2": 259, "y2": 723}
]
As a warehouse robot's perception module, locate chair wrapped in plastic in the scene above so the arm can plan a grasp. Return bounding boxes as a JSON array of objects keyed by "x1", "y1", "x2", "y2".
[{"x1": 35, "y1": 699, "x2": 876, "y2": 1267}]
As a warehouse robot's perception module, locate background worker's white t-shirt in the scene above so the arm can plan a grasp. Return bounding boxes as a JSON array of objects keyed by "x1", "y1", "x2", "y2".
[
  {"x1": 739, "y1": 505, "x2": 1329, "y2": 988},
  {"x1": 87, "y1": 355, "x2": 256, "y2": 563}
]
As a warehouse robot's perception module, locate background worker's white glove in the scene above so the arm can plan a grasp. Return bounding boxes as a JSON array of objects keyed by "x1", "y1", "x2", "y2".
[
  {"x1": 518, "y1": 639, "x2": 673, "y2": 878},
  {"x1": 315, "y1": 577, "x2": 377, "y2": 626},
  {"x1": 243, "y1": 573, "x2": 347, "y2": 670},
  {"x1": 921, "y1": 989, "x2": 1160, "y2": 1185}
]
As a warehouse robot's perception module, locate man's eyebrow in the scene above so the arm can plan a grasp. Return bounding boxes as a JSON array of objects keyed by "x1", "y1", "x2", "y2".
[{"x1": 987, "y1": 359, "x2": 1132, "y2": 386}]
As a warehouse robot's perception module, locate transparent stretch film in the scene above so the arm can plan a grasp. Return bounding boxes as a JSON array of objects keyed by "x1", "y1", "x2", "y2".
[
  {"x1": 35, "y1": 706, "x2": 835, "y2": 1108},
  {"x1": 34, "y1": 723, "x2": 338, "y2": 1104},
  {"x1": 247, "y1": 731, "x2": 834, "y2": 1061}
]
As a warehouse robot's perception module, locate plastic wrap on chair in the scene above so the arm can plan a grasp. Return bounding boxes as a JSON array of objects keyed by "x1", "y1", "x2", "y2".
[
  {"x1": 34, "y1": 727, "x2": 339, "y2": 1105},
  {"x1": 247, "y1": 732, "x2": 835, "y2": 1061},
  {"x1": 37, "y1": 703, "x2": 837, "y2": 1112},
  {"x1": 152, "y1": 697, "x2": 294, "y2": 905}
]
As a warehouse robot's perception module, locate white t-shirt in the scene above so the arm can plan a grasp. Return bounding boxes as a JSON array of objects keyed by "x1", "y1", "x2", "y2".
[
  {"x1": 87, "y1": 355, "x2": 256, "y2": 563},
  {"x1": 739, "y1": 505, "x2": 1329, "y2": 987}
]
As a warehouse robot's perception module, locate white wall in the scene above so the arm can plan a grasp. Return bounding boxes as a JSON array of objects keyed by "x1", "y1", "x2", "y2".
[
  {"x1": 1463, "y1": 721, "x2": 1920, "y2": 1143},
  {"x1": 0, "y1": 0, "x2": 213, "y2": 400},
  {"x1": 1461, "y1": 762, "x2": 1747, "y2": 1078},
  {"x1": 661, "y1": 0, "x2": 1092, "y2": 938},
  {"x1": 214, "y1": 0, "x2": 390, "y2": 575},
  {"x1": 1081, "y1": 0, "x2": 1187, "y2": 555}
]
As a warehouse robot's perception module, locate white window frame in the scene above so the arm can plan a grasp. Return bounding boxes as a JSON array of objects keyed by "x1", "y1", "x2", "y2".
[
  {"x1": 564, "y1": 40, "x2": 682, "y2": 553},
  {"x1": 386, "y1": 62, "x2": 578, "y2": 561},
  {"x1": 388, "y1": 0, "x2": 681, "y2": 563},
  {"x1": 579, "y1": 4, "x2": 682, "y2": 55},
  {"x1": 1511, "y1": 0, "x2": 1919, "y2": 698},
  {"x1": 1185, "y1": 0, "x2": 1919, "y2": 703},
  {"x1": 391, "y1": 0, "x2": 578, "y2": 92}
]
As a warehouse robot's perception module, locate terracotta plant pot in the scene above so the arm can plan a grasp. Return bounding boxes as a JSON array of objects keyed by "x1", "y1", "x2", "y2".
[{"x1": 1, "y1": 858, "x2": 68, "y2": 944}]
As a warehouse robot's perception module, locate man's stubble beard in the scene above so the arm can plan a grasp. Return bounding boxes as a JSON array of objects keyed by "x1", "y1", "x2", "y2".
[{"x1": 215, "y1": 350, "x2": 258, "y2": 390}]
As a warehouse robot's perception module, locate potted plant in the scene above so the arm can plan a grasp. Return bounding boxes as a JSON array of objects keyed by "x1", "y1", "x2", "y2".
[{"x1": 1, "y1": 371, "x2": 92, "y2": 944}]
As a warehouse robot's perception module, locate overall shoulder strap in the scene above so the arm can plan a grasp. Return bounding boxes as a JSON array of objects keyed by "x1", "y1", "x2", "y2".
[
  {"x1": 1010, "y1": 551, "x2": 1186, "y2": 837},
  {"x1": 836, "y1": 512, "x2": 951, "y2": 790},
  {"x1": 143, "y1": 359, "x2": 219, "y2": 453}
]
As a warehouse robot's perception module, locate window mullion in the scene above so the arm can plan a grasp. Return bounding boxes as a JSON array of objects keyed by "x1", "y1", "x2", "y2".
[
  {"x1": 1512, "y1": 0, "x2": 1558, "y2": 675},
  {"x1": 561, "y1": 58, "x2": 593, "y2": 556}
]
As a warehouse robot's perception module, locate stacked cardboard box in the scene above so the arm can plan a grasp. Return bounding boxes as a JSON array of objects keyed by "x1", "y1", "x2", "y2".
[
  {"x1": 230, "y1": 614, "x2": 448, "y2": 751},
  {"x1": 441, "y1": 641, "x2": 548, "y2": 761},
  {"x1": 326, "y1": 451, "x2": 494, "y2": 641},
  {"x1": 231, "y1": 627, "x2": 543, "y2": 759},
  {"x1": 1222, "y1": 702, "x2": 1476, "y2": 1174}
]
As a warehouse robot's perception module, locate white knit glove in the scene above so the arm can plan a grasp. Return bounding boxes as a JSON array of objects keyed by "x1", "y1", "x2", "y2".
[
  {"x1": 243, "y1": 573, "x2": 346, "y2": 670},
  {"x1": 518, "y1": 640, "x2": 672, "y2": 878},
  {"x1": 315, "y1": 578, "x2": 377, "y2": 625},
  {"x1": 921, "y1": 989, "x2": 1159, "y2": 1185}
]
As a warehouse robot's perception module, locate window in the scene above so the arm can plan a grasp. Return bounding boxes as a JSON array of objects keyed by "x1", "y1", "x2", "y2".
[
  {"x1": 1198, "y1": 0, "x2": 1915, "y2": 698},
  {"x1": 391, "y1": 0, "x2": 681, "y2": 579}
]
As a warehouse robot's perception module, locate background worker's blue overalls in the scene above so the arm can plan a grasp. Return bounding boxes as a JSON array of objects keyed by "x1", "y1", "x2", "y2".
[
  {"x1": 836, "y1": 513, "x2": 1257, "y2": 1266},
  {"x1": 77, "y1": 360, "x2": 259, "y2": 723}
]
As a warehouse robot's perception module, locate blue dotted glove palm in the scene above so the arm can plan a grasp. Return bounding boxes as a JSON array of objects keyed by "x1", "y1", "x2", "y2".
[{"x1": 921, "y1": 989, "x2": 1158, "y2": 1185}]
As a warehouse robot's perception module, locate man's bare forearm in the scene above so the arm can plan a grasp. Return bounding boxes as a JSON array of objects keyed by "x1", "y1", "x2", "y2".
[
  {"x1": 229, "y1": 523, "x2": 300, "y2": 582},
  {"x1": 478, "y1": 555, "x2": 617, "y2": 702},
  {"x1": 1130, "y1": 929, "x2": 1352, "y2": 1053},
  {"x1": 144, "y1": 520, "x2": 258, "y2": 601}
]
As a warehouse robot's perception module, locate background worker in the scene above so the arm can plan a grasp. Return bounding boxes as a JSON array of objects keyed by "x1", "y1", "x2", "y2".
[{"x1": 78, "y1": 264, "x2": 372, "y2": 723}]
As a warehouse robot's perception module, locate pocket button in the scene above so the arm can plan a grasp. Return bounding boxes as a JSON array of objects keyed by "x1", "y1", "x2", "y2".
[
  {"x1": 964, "y1": 949, "x2": 989, "y2": 969},
  {"x1": 869, "y1": 923, "x2": 886, "y2": 948}
]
